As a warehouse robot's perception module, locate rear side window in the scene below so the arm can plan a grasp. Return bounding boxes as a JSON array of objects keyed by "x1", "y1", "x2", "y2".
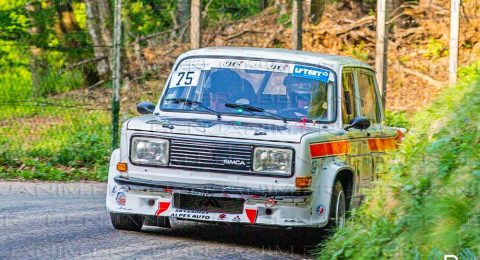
[
  {"x1": 341, "y1": 71, "x2": 356, "y2": 125},
  {"x1": 357, "y1": 72, "x2": 381, "y2": 123}
]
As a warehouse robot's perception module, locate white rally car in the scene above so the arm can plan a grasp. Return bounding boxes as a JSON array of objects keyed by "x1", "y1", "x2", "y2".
[{"x1": 106, "y1": 47, "x2": 402, "y2": 231}]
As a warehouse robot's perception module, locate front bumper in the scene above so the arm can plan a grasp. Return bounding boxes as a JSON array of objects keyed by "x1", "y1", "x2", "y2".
[
  {"x1": 114, "y1": 176, "x2": 312, "y2": 197},
  {"x1": 107, "y1": 176, "x2": 327, "y2": 227}
]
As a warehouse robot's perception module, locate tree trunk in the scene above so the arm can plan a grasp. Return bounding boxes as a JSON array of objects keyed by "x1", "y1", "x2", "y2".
[
  {"x1": 54, "y1": 1, "x2": 100, "y2": 86},
  {"x1": 304, "y1": 0, "x2": 325, "y2": 25},
  {"x1": 292, "y1": 0, "x2": 302, "y2": 50},
  {"x1": 85, "y1": 0, "x2": 111, "y2": 79},
  {"x1": 190, "y1": 0, "x2": 201, "y2": 49},
  {"x1": 173, "y1": 0, "x2": 191, "y2": 42},
  {"x1": 96, "y1": 0, "x2": 113, "y2": 50},
  {"x1": 25, "y1": 2, "x2": 45, "y2": 98}
]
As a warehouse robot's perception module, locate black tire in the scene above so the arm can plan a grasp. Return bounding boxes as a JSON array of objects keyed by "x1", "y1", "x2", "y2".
[
  {"x1": 327, "y1": 179, "x2": 346, "y2": 229},
  {"x1": 110, "y1": 213, "x2": 144, "y2": 231}
]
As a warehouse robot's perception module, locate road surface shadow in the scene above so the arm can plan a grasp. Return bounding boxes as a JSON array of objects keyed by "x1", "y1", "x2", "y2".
[{"x1": 143, "y1": 221, "x2": 330, "y2": 257}]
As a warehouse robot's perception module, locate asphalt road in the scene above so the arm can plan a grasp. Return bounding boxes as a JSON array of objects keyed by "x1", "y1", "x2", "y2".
[{"x1": 0, "y1": 181, "x2": 325, "y2": 259}]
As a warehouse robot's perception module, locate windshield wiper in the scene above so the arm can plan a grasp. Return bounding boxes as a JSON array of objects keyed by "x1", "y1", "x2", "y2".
[
  {"x1": 166, "y1": 98, "x2": 222, "y2": 120},
  {"x1": 225, "y1": 103, "x2": 287, "y2": 123}
]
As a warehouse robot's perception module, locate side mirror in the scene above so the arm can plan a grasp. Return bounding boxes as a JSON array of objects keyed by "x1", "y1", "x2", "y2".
[
  {"x1": 137, "y1": 101, "x2": 156, "y2": 115},
  {"x1": 345, "y1": 116, "x2": 370, "y2": 131}
]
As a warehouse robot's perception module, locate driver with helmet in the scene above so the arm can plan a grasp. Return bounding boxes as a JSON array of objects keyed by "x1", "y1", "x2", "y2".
[
  {"x1": 206, "y1": 69, "x2": 243, "y2": 111},
  {"x1": 205, "y1": 68, "x2": 256, "y2": 111},
  {"x1": 282, "y1": 75, "x2": 317, "y2": 117}
]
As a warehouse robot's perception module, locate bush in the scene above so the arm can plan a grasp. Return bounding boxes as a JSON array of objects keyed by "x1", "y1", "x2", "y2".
[
  {"x1": 385, "y1": 111, "x2": 410, "y2": 129},
  {"x1": 316, "y1": 63, "x2": 480, "y2": 259}
]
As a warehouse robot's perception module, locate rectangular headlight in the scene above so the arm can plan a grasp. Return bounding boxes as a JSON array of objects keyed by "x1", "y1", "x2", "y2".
[
  {"x1": 253, "y1": 147, "x2": 293, "y2": 175},
  {"x1": 131, "y1": 137, "x2": 169, "y2": 166}
]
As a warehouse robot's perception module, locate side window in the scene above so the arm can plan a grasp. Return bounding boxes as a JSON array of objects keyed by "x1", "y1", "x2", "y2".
[
  {"x1": 342, "y1": 71, "x2": 356, "y2": 125},
  {"x1": 357, "y1": 72, "x2": 381, "y2": 123}
]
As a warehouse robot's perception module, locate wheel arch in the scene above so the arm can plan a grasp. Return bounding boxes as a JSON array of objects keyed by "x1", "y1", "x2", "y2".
[{"x1": 334, "y1": 168, "x2": 355, "y2": 210}]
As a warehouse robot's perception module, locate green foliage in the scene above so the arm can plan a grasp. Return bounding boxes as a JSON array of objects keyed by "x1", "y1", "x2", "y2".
[
  {"x1": 124, "y1": 0, "x2": 261, "y2": 37},
  {"x1": 125, "y1": 0, "x2": 175, "y2": 36},
  {"x1": 0, "y1": 67, "x2": 32, "y2": 103},
  {"x1": 0, "y1": 0, "x2": 265, "y2": 182},
  {"x1": 341, "y1": 42, "x2": 370, "y2": 62},
  {"x1": 202, "y1": 0, "x2": 261, "y2": 27},
  {"x1": 277, "y1": 13, "x2": 291, "y2": 26},
  {"x1": 0, "y1": 0, "x2": 91, "y2": 102},
  {"x1": 0, "y1": 110, "x2": 110, "y2": 181},
  {"x1": 73, "y1": 2, "x2": 87, "y2": 30},
  {"x1": 385, "y1": 111, "x2": 410, "y2": 129},
  {"x1": 317, "y1": 62, "x2": 480, "y2": 259},
  {"x1": 38, "y1": 67, "x2": 84, "y2": 96},
  {"x1": 423, "y1": 37, "x2": 448, "y2": 59},
  {"x1": 351, "y1": 42, "x2": 370, "y2": 61}
]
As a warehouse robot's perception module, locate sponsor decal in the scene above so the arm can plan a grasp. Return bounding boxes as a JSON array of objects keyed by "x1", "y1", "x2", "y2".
[
  {"x1": 177, "y1": 59, "x2": 207, "y2": 71},
  {"x1": 264, "y1": 198, "x2": 276, "y2": 208},
  {"x1": 217, "y1": 213, "x2": 227, "y2": 220},
  {"x1": 223, "y1": 60, "x2": 244, "y2": 68},
  {"x1": 170, "y1": 209, "x2": 211, "y2": 220},
  {"x1": 112, "y1": 185, "x2": 129, "y2": 195},
  {"x1": 223, "y1": 159, "x2": 246, "y2": 166},
  {"x1": 245, "y1": 209, "x2": 258, "y2": 224},
  {"x1": 245, "y1": 61, "x2": 290, "y2": 72},
  {"x1": 232, "y1": 215, "x2": 241, "y2": 222},
  {"x1": 115, "y1": 192, "x2": 126, "y2": 206},
  {"x1": 292, "y1": 65, "x2": 330, "y2": 83},
  {"x1": 155, "y1": 202, "x2": 171, "y2": 216},
  {"x1": 269, "y1": 63, "x2": 289, "y2": 72},
  {"x1": 284, "y1": 219, "x2": 305, "y2": 223},
  {"x1": 316, "y1": 204, "x2": 325, "y2": 216},
  {"x1": 219, "y1": 59, "x2": 291, "y2": 72}
]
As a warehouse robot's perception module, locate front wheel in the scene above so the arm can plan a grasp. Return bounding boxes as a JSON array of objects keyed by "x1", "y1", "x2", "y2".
[
  {"x1": 110, "y1": 213, "x2": 144, "y2": 231},
  {"x1": 328, "y1": 180, "x2": 346, "y2": 229}
]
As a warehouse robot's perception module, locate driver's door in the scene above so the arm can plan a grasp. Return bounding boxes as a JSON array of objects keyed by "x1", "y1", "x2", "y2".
[{"x1": 341, "y1": 67, "x2": 371, "y2": 207}]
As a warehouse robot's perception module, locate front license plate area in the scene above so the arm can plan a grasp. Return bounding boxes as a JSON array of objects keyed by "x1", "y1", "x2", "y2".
[{"x1": 174, "y1": 194, "x2": 244, "y2": 214}]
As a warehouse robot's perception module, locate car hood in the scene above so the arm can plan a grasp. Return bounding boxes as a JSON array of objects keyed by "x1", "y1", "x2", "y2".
[{"x1": 127, "y1": 115, "x2": 324, "y2": 143}]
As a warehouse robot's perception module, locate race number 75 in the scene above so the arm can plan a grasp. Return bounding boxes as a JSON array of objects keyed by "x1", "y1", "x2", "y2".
[{"x1": 171, "y1": 71, "x2": 201, "y2": 87}]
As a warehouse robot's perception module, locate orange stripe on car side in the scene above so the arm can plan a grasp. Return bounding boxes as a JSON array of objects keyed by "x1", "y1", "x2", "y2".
[
  {"x1": 367, "y1": 138, "x2": 397, "y2": 152},
  {"x1": 310, "y1": 133, "x2": 403, "y2": 158},
  {"x1": 310, "y1": 141, "x2": 350, "y2": 158}
]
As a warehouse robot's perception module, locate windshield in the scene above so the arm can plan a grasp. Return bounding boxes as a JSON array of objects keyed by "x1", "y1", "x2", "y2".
[{"x1": 160, "y1": 58, "x2": 336, "y2": 122}]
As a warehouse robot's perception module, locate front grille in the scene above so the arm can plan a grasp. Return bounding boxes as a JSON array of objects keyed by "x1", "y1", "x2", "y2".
[
  {"x1": 169, "y1": 138, "x2": 253, "y2": 172},
  {"x1": 174, "y1": 194, "x2": 245, "y2": 214}
]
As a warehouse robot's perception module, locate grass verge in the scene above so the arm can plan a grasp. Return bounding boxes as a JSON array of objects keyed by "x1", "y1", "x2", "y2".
[{"x1": 0, "y1": 103, "x2": 111, "y2": 181}]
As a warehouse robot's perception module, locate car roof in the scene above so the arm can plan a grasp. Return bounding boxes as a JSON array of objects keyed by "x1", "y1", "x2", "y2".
[{"x1": 177, "y1": 47, "x2": 373, "y2": 71}]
